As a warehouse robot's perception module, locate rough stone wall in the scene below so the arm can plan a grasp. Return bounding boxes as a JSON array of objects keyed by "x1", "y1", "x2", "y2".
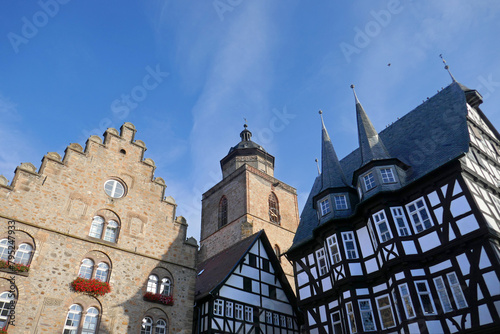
[{"x1": 0, "y1": 123, "x2": 197, "y2": 333}]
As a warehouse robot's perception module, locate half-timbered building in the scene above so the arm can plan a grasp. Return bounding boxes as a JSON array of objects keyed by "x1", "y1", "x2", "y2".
[
  {"x1": 193, "y1": 230, "x2": 301, "y2": 333},
  {"x1": 286, "y1": 78, "x2": 500, "y2": 334}
]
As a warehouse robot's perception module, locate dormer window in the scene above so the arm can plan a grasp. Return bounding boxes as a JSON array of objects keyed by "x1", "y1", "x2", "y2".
[
  {"x1": 380, "y1": 168, "x2": 396, "y2": 183},
  {"x1": 320, "y1": 198, "x2": 331, "y2": 216},
  {"x1": 334, "y1": 195, "x2": 348, "y2": 210},
  {"x1": 363, "y1": 172, "x2": 376, "y2": 191}
]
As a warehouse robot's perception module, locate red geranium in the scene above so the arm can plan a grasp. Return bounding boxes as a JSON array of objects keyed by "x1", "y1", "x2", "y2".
[
  {"x1": 0, "y1": 327, "x2": 7, "y2": 334},
  {"x1": 143, "y1": 292, "x2": 174, "y2": 306},
  {"x1": 0, "y1": 259, "x2": 30, "y2": 272},
  {"x1": 71, "y1": 277, "x2": 111, "y2": 296}
]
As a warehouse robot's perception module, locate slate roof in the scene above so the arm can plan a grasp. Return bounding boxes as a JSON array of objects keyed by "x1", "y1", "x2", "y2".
[
  {"x1": 291, "y1": 81, "x2": 472, "y2": 250},
  {"x1": 320, "y1": 113, "x2": 349, "y2": 191}
]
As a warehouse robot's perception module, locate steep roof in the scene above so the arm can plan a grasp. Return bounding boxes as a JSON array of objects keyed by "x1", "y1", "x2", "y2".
[
  {"x1": 291, "y1": 81, "x2": 472, "y2": 250},
  {"x1": 320, "y1": 112, "x2": 349, "y2": 191}
]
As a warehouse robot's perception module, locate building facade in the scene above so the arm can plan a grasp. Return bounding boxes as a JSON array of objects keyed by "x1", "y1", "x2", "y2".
[
  {"x1": 286, "y1": 80, "x2": 500, "y2": 333},
  {"x1": 0, "y1": 123, "x2": 197, "y2": 333}
]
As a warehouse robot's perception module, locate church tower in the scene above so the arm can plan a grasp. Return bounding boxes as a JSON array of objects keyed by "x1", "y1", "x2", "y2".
[{"x1": 199, "y1": 124, "x2": 299, "y2": 286}]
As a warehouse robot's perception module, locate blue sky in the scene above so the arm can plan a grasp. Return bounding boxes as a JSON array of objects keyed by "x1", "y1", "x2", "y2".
[{"x1": 1, "y1": 0, "x2": 499, "y2": 241}]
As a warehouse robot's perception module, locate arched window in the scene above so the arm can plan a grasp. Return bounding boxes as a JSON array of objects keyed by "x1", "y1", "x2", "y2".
[
  {"x1": 218, "y1": 196, "x2": 228, "y2": 228},
  {"x1": 0, "y1": 291, "x2": 14, "y2": 328},
  {"x1": 274, "y1": 245, "x2": 281, "y2": 262},
  {"x1": 63, "y1": 304, "x2": 83, "y2": 333},
  {"x1": 269, "y1": 193, "x2": 280, "y2": 224},
  {"x1": 95, "y1": 263, "x2": 109, "y2": 282},
  {"x1": 89, "y1": 216, "x2": 104, "y2": 238},
  {"x1": 0, "y1": 239, "x2": 9, "y2": 261},
  {"x1": 160, "y1": 278, "x2": 171, "y2": 296},
  {"x1": 155, "y1": 319, "x2": 167, "y2": 334},
  {"x1": 141, "y1": 317, "x2": 153, "y2": 334},
  {"x1": 147, "y1": 275, "x2": 158, "y2": 293},
  {"x1": 14, "y1": 243, "x2": 33, "y2": 265},
  {"x1": 78, "y1": 259, "x2": 94, "y2": 279},
  {"x1": 104, "y1": 220, "x2": 119, "y2": 242},
  {"x1": 81, "y1": 307, "x2": 99, "y2": 334}
]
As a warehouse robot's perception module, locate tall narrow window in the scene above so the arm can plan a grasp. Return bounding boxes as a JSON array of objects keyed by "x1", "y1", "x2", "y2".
[
  {"x1": 346, "y1": 302, "x2": 357, "y2": 334},
  {"x1": 380, "y1": 168, "x2": 396, "y2": 183},
  {"x1": 391, "y1": 207, "x2": 410, "y2": 236},
  {"x1": 434, "y1": 277, "x2": 452, "y2": 313},
  {"x1": 331, "y1": 311, "x2": 343, "y2": 334},
  {"x1": 218, "y1": 196, "x2": 228, "y2": 228},
  {"x1": 81, "y1": 307, "x2": 99, "y2": 334},
  {"x1": 269, "y1": 193, "x2": 280, "y2": 224},
  {"x1": 359, "y1": 299, "x2": 376, "y2": 331},
  {"x1": 274, "y1": 245, "x2": 281, "y2": 262},
  {"x1": 155, "y1": 319, "x2": 167, "y2": 334},
  {"x1": 367, "y1": 220, "x2": 378, "y2": 249},
  {"x1": 78, "y1": 259, "x2": 94, "y2": 279},
  {"x1": 141, "y1": 317, "x2": 153, "y2": 334},
  {"x1": 89, "y1": 216, "x2": 104, "y2": 238},
  {"x1": 398, "y1": 283, "x2": 415, "y2": 319},
  {"x1": 214, "y1": 299, "x2": 224, "y2": 316},
  {"x1": 0, "y1": 239, "x2": 9, "y2": 261},
  {"x1": 415, "y1": 281, "x2": 436, "y2": 314},
  {"x1": 363, "y1": 172, "x2": 376, "y2": 191},
  {"x1": 95, "y1": 263, "x2": 109, "y2": 282},
  {"x1": 235, "y1": 304, "x2": 243, "y2": 320},
  {"x1": 14, "y1": 243, "x2": 33, "y2": 265},
  {"x1": 63, "y1": 304, "x2": 83, "y2": 334},
  {"x1": 342, "y1": 232, "x2": 358, "y2": 259},
  {"x1": 245, "y1": 306, "x2": 253, "y2": 322},
  {"x1": 266, "y1": 311, "x2": 272, "y2": 324},
  {"x1": 406, "y1": 198, "x2": 433, "y2": 233},
  {"x1": 376, "y1": 295, "x2": 396, "y2": 329},
  {"x1": 147, "y1": 275, "x2": 158, "y2": 293},
  {"x1": 0, "y1": 292, "x2": 14, "y2": 328},
  {"x1": 392, "y1": 290, "x2": 401, "y2": 322},
  {"x1": 320, "y1": 198, "x2": 331, "y2": 216},
  {"x1": 160, "y1": 278, "x2": 171, "y2": 296},
  {"x1": 273, "y1": 313, "x2": 279, "y2": 326},
  {"x1": 226, "y1": 301, "x2": 233, "y2": 318},
  {"x1": 334, "y1": 195, "x2": 348, "y2": 210},
  {"x1": 447, "y1": 272, "x2": 467, "y2": 309},
  {"x1": 326, "y1": 234, "x2": 341, "y2": 264},
  {"x1": 373, "y1": 210, "x2": 392, "y2": 242},
  {"x1": 103, "y1": 220, "x2": 119, "y2": 242},
  {"x1": 316, "y1": 248, "x2": 328, "y2": 276}
]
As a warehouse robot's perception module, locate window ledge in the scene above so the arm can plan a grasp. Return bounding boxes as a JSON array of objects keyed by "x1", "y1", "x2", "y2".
[{"x1": 0, "y1": 267, "x2": 29, "y2": 277}]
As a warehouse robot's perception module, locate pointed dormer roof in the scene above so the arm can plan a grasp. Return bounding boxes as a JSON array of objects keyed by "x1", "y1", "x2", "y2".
[
  {"x1": 352, "y1": 85, "x2": 391, "y2": 166},
  {"x1": 319, "y1": 110, "x2": 349, "y2": 191}
]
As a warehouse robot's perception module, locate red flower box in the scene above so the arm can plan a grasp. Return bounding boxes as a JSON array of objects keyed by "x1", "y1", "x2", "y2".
[
  {"x1": 71, "y1": 277, "x2": 111, "y2": 296},
  {"x1": 143, "y1": 292, "x2": 174, "y2": 306},
  {"x1": 0, "y1": 327, "x2": 7, "y2": 334},
  {"x1": 0, "y1": 259, "x2": 30, "y2": 272}
]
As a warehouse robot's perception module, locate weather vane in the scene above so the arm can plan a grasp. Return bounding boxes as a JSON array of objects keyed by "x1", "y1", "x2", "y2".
[
  {"x1": 244, "y1": 118, "x2": 248, "y2": 128},
  {"x1": 439, "y1": 54, "x2": 456, "y2": 82}
]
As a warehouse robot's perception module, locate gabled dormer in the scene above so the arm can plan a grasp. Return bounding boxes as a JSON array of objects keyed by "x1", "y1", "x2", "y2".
[
  {"x1": 313, "y1": 111, "x2": 357, "y2": 221},
  {"x1": 350, "y1": 85, "x2": 409, "y2": 200}
]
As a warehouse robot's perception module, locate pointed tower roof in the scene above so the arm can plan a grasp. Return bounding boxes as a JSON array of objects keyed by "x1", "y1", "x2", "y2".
[
  {"x1": 319, "y1": 110, "x2": 349, "y2": 191},
  {"x1": 352, "y1": 85, "x2": 391, "y2": 166}
]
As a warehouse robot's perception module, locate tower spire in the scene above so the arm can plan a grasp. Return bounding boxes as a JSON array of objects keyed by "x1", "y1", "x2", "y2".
[
  {"x1": 318, "y1": 110, "x2": 348, "y2": 190},
  {"x1": 439, "y1": 54, "x2": 457, "y2": 83},
  {"x1": 351, "y1": 84, "x2": 391, "y2": 166}
]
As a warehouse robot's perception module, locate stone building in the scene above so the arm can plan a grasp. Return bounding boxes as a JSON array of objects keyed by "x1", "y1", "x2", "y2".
[
  {"x1": 199, "y1": 124, "x2": 300, "y2": 288},
  {"x1": 0, "y1": 123, "x2": 197, "y2": 333},
  {"x1": 286, "y1": 76, "x2": 500, "y2": 333}
]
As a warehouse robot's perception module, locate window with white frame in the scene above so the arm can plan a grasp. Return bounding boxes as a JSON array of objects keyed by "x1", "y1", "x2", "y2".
[
  {"x1": 287, "y1": 317, "x2": 293, "y2": 329},
  {"x1": 363, "y1": 172, "x2": 376, "y2": 191},
  {"x1": 391, "y1": 207, "x2": 410, "y2": 236},
  {"x1": 266, "y1": 311, "x2": 272, "y2": 324},
  {"x1": 376, "y1": 295, "x2": 396, "y2": 329},
  {"x1": 334, "y1": 195, "x2": 348, "y2": 210},
  {"x1": 447, "y1": 272, "x2": 467, "y2": 309},
  {"x1": 81, "y1": 307, "x2": 99, "y2": 334},
  {"x1": 104, "y1": 179, "x2": 126, "y2": 198},
  {"x1": 358, "y1": 299, "x2": 376, "y2": 331},
  {"x1": 13, "y1": 243, "x2": 33, "y2": 265},
  {"x1": 213, "y1": 299, "x2": 224, "y2": 316},
  {"x1": 244, "y1": 306, "x2": 253, "y2": 322},
  {"x1": 103, "y1": 220, "x2": 119, "y2": 242},
  {"x1": 63, "y1": 304, "x2": 83, "y2": 334},
  {"x1": 415, "y1": 281, "x2": 436, "y2": 314},
  {"x1": 280, "y1": 315, "x2": 286, "y2": 327},
  {"x1": 406, "y1": 198, "x2": 433, "y2": 233},
  {"x1": 373, "y1": 210, "x2": 392, "y2": 242},
  {"x1": 331, "y1": 311, "x2": 343, "y2": 334},
  {"x1": 273, "y1": 313, "x2": 279, "y2": 325},
  {"x1": 346, "y1": 302, "x2": 357, "y2": 334},
  {"x1": 380, "y1": 168, "x2": 396, "y2": 183},
  {"x1": 320, "y1": 198, "x2": 331, "y2": 216},
  {"x1": 0, "y1": 239, "x2": 9, "y2": 261},
  {"x1": 147, "y1": 275, "x2": 158, "y2": 293},
  {"x1": 78, "y1": 259, "x2": 94, "y2": 279},
  {"x1": 342, "y1": 232, "x2": 358, "y2": 259},
  {"x1": 398, "y1": 283, "x2": 415, "y2": 319},
  {"x1": 160, "y1": 278, "x2": 171, "y2": 296},
  {"x1": 0, "y1": 291, "x2": 14, "y2": 329},
  {"x1": 326, "y1": 234, "x2": 341, "y2": 264},
  {"x1": 89, "y1": 215, "x2": 120, "y2": 243},
  {"x1": 316, "y1": 248, "x2": 328, "y2": 276},
  {"x1": 367, "y1": 220, "x2": 378, "y2": 249},
  {"x1": 433, "y1": 276, "x2": 452, "y2": 313},
  {"x1": 140, "y1": 317, "x2": 153, "y2": 334},
  {"x1": 155, "y1": 319, "x2": 167, "y2": 334},
  {"x1": 226, "y1": 301, "x2": 233, "y2": 318},
  {"x1": 89, "y1": 216, "x2": 104, "y2": 238},
  {"x1": 235, "y1": 304, "x2": 243, "y2": 320},
  {"x1": 95, "y1": 263, "x2": 109, "y2": 282}
]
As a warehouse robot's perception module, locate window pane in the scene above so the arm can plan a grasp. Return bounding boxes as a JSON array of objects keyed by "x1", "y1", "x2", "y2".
[
  {"x1": 89, "y1": 216, "x2": 104, "y2": 238},
  {"x1": 95, "y1": 263, "x2": 109, "y2": 282},
  {"x1": 141, "y1": 317, "x2": 153, "y2": 334},
  {"x1": 14, "y1": 243, "x2": 33, "y2": 265},
  {"x1": 147, "y1": 275, "x2": 158, "y2": 293},
  {"x1": 78, "y1": 259, "x2": 94, "y2": 279}
]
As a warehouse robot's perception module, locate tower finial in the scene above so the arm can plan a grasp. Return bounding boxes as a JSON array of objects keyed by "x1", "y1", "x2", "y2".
[
  {"x1": 315, "y1": 158, "x2": 321, "y2": 175},
  {"x1": 350, "y1": 84, "x2": 361, "y2": 104},
  {"x1": 439, "y1": 54, "x2": 456, "y2": 83},
  {"x1": 243, "y1": 117, "x2": 248, "y2": 128}
]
